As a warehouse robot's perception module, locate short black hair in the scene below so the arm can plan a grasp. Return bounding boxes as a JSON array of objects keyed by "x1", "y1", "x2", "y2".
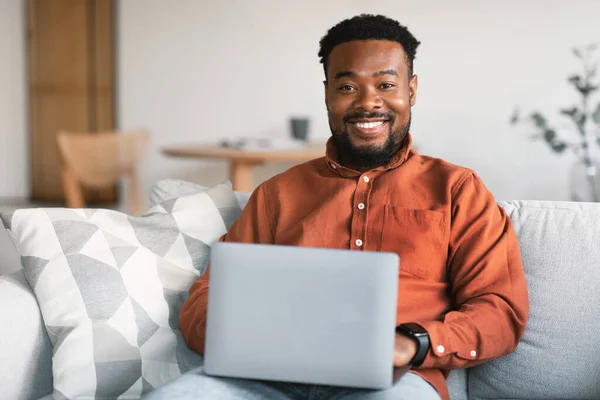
[{"x1": 318, "y1": 14, "x2": 421, "y2": 80}]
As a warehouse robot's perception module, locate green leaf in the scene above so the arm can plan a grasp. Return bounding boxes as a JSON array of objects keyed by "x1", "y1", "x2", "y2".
[
  {"x1": 593, "y1": 102, "x2": 600, "y2": 124},
  {"x1": 529, "y1": 112, "x2": 547, "y2": 128},
  {"x1": 568, "y1": 75, "x2": 582, "y2": 85},
  {"x1": 551, "y1": 142, "x2": 567, "y2": 153},
  {"x1": 543, "y1": 129, "x2": 556, "y2": 142},
  {"x1": 509, "y1": 107, "x2": 520, "y2": 125},
  {"x1": 576, "y1": 114, "x2": 587, "y2": 134},
  {"x1": 560, "y1": 107, "x2": 578, "y2": 117},
  {"x1": 577, "y1": 84, "x2": 596, "y2": 96}
]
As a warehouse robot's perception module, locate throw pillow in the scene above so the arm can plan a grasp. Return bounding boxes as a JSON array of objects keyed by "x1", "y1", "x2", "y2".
[
  {"x1": 0, "y1": 182, "x2": 241, "y2": 399},
  {"x1": 149, "y1": 179, "x2": 251, "y2": 210}
]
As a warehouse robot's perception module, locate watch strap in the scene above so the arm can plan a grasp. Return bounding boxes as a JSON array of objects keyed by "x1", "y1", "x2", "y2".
[{"x1": 396, "y1": 323, "x2": 430, "y2": 367}]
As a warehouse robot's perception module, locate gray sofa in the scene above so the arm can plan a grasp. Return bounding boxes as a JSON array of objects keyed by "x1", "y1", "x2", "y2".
[{"x1": 2, "y1": 197, "x2": 600, "y2": 400}]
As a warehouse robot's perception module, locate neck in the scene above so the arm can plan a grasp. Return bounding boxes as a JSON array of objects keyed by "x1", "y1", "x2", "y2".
[{"x1": 338, "y1": 153, "x2": 385, "y2": 172}]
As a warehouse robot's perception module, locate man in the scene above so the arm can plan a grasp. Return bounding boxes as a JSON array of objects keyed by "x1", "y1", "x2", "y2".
[{"x1": 152, "y1": 14, "x2": 529, "y2": 400}]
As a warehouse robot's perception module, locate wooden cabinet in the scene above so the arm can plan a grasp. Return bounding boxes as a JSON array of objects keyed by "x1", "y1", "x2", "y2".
[{"x1": 27, "y1": 0, "x2": 116, "y2": 204}]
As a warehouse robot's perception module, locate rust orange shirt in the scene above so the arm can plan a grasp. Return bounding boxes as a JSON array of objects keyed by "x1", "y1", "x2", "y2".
[{"x1": 180, "y1": 133, "x2": 529, "y2": 400}]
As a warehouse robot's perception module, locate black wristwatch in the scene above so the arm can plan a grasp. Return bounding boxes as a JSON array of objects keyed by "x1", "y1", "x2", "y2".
[{"x1": 396, "y1": 323, "x2": 430, "y2": 367}]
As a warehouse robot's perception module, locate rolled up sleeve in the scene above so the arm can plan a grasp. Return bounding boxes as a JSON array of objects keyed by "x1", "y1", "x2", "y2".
[
  {"x1": 179, "y1": 184, "x2": 275, "y2": 355},
  {"x1": 416, "y1": 172, "x2": 529, "y2": 370}
]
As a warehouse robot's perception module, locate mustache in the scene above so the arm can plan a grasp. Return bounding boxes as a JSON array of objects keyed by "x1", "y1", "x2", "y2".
[{"x1": 343, "y1": 111, "x2": 395, "y2": 124}]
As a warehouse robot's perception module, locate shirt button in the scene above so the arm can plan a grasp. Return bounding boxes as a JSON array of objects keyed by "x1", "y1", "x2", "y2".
[
  {"x1": 330, "y1": 163, "x2": 337, "y2": 170},
  {"x1": 363, "y1": 176, "x2": 370, "y2": 183},
  {"x1": 436, "y1": 345, "x2": 445, "y2": 354},
  {"x1": 355, "y1": 239, "x2": 363, "y2": 247},
  {"x1": 357, "y1": 203, "x2": 365, "y2": 210},
  {"x1": 470, "y1": 350, "x2": 477, "y2": 357}
]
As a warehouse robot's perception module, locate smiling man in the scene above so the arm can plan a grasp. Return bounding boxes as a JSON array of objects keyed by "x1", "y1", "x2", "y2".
[
  {"x1": 325, "y1": 39, "x2": 416, "y2": 173},
  {"x1": 149, "y1": 14, "x2": 529, "y2": 400}
]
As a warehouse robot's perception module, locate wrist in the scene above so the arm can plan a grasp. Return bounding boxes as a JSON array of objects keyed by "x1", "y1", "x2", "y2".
[{"x1": 396, "y1": 323, "x2": 430, "y2": 367}]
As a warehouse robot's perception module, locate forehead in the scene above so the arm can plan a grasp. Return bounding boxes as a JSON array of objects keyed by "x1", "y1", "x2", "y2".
[{"x1": 327, "y1": 40, "x2": 408, "y2": 77}]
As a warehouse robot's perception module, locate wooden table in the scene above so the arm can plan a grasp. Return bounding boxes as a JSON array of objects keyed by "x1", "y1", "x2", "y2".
[{"x1": 161, "y1": 144, "x2": 326, "y2": 192}]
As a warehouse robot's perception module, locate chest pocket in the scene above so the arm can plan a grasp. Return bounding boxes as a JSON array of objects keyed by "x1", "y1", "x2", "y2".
[{"x1": 380, "y1": 205, "x2": 448, "y2": 281}]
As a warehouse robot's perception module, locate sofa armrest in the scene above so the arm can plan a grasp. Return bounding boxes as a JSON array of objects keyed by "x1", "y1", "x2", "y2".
[
  {"x1": 0, "y1": 270, "x2": 53, "y2": 400},
  {"x1": 0, "y1": 226, "x2": 23, "y2": 275}
]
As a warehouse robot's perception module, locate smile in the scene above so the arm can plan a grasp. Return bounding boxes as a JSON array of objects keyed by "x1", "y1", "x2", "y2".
[
  {"x1": 349, "y1": 120, "x2": 389, "y2": 138},
  {"x1": 354, "y1": 121, "x2": 385, "y2": 129}
]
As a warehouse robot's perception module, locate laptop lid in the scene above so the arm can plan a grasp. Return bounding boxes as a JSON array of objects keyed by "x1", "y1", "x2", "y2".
[{"x1": 203, "y1": 242, "x2": 400, "y2": 390}]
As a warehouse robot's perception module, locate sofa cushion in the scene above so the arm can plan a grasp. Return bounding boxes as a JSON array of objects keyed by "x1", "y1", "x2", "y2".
[
  {"x1": 150, "y1": 179, "x2": 250, "y2": 210},
  {"x1": 0, "y1": 182, "x2": 241, "y2": 399},
  {"x1": 446, "y1": 369, "x2": 468, "y2": 400},
  {"x1": 0, "y1": 270, "x2": 53, "y2": 400},
  {"x1": 0, "y1": 224, "x2": 22, "y2": 275},
  {"x1": 469, "y1": 201, "x2": 600, "y2": 399}
]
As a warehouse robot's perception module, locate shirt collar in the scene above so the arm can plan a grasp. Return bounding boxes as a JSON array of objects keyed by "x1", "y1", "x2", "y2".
[{"x1": 325, "y1": 132, "x2": 413, "y2": 177}]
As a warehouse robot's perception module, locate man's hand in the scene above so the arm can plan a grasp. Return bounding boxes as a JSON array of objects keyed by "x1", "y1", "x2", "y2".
[{"x1": 393, "y1": 332, "x2": 417, "y2": 367}]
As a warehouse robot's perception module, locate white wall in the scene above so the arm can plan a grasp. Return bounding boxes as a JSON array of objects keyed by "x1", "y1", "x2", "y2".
[
  {"x1": 0, "y1": 0, "x2": 27, "y2": 198},
  {"x1": 3, "y1": 1, "x2": 600, "y2": 204}
]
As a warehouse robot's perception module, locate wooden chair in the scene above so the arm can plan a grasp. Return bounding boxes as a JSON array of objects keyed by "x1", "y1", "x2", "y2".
[{"x1": 57, "y1": 130, "x2": 149, "y2": 215}]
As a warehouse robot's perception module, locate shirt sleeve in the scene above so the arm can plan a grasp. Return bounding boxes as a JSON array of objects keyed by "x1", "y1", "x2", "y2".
[
  {"x1": 415, "y1": 172, "x2": 529, "y2": 370},
  {"x1": 179, "y1": 183, "x2": 275, "y2": 355}
]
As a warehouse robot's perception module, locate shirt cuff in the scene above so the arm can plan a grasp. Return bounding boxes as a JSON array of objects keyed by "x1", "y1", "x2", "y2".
[{"x1": 416, "y1": 320, "x2": 479, "y2": 369}]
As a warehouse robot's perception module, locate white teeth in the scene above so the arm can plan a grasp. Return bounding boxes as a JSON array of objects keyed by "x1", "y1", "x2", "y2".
[{"x1": 355, "y1": 121, "x2": 384, "y2": 129}]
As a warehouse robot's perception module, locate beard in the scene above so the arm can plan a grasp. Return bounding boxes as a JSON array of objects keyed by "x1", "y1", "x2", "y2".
[{"x1": 331, "y1": 111, "x2": 411, "y2": 171}]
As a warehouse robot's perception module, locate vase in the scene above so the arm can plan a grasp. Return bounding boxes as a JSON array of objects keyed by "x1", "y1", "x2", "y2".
[{"x1": 569, "y1": 159, "x2": 600, "y2": 202}]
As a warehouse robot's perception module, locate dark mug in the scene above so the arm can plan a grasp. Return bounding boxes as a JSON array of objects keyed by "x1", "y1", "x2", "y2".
[{"x1": 290, "y1": 117, "x2": 309, "y2": 141}]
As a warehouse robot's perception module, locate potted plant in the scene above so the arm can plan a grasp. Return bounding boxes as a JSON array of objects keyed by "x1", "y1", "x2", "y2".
[{"x1": 510, "y1": 44, "x2": 600, "y2": 202}]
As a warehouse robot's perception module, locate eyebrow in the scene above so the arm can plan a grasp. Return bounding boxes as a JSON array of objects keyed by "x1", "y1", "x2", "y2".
[{"x1": 333, "y1": 69, "x2": 398, "y2": 80}]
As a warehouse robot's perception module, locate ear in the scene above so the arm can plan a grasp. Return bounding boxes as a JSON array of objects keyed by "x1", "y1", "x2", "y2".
[
  {"x1": 409, "y1": 74, "x2": 418, "y2": 107},
  {"x1": 323, "y1": 80, "x2": 329, "y2": 111}
]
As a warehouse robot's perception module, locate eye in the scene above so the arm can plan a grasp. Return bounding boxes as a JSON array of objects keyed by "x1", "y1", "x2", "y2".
[
  {"x1": 338, "y1": 84, "x2": 356, "y2": 92},
  {"x1": 380, "y1": 82, "x2": 396, "y2": 90}
]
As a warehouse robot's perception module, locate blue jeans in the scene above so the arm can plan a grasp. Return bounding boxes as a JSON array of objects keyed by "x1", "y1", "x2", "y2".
[{"x1": 143, "y1": 367, "x2": 441, "y2": 400}]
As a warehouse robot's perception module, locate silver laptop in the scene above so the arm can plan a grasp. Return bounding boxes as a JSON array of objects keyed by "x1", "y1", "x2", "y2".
[{"x1": 203, "y1": 242, "x2": 404, "y2": 390}]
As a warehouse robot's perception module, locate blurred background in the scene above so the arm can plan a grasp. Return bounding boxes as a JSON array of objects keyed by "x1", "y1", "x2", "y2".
[{"x1": 1, "y1": 0, "x2": 600, "y2": 212}]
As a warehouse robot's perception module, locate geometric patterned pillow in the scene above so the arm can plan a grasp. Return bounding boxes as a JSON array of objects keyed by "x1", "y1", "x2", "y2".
[
  {"x1": 0, "y1": 181, "x2": 241, "y2": 399},
  {"x1": 148, "y1": 178, "x2": 211, "y2": 208},
  {"x1": 148, "y1": 178, "x2": 251, "y2": 209}
]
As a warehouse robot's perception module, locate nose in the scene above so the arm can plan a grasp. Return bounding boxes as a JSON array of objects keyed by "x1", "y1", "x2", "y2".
[{"x1": 353, "y1": 87, "x2": 383, "y2": 111}]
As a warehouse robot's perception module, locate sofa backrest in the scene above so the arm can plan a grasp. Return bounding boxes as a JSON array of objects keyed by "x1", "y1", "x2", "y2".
[{"x1": 0, "y1": 270, "x2": 54, "y2": 399}]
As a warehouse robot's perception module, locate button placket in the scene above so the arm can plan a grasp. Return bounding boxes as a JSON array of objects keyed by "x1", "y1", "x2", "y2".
[{"x1": 350, "y1": 173, "x2": 375, "y2": 250}]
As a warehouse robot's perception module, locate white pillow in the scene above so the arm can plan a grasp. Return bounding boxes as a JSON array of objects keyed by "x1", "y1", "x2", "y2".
[
  {"x1": 0, "y1": 182, "x2": 241, "y2": 399},
  {"x1": 150, "y1": 179, "x2": 251, "y2": 210}
]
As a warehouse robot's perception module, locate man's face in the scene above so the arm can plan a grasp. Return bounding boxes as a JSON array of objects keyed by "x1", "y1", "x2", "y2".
[{"x1": 324, "y1": 40, "x2": 418, "y2": 170}]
